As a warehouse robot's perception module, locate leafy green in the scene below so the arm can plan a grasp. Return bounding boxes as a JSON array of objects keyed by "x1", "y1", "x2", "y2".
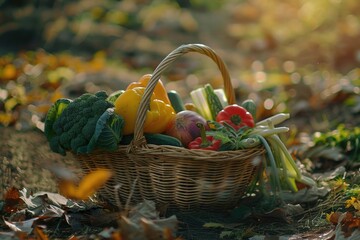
[
  {"x1": 313, "y1": 124, "x2": 360, "y2": 161},
  {"x1": 206, "y1": 121, "x2": 256, "y2": 150},
  {"x1": 44, "y1": 98, "x2": 72, "y2": 141},
  {"x1": 84, "y1": 108, "x2": 124, "y2": 153}
]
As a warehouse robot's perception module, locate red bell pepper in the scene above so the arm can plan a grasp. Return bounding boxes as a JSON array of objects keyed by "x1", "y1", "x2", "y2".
[
  {"x1": 188, "y1": 123, "x2": 221, "y2": 151},
  {"x1": 216, "y1": 104, "x2": 255, "y2": 130}
]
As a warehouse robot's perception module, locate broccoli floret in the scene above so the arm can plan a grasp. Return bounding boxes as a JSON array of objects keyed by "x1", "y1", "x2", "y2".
[
  {"x1": 95, "y1": 90, "x2": 108, "y2": 100},
  {"x1": 92, "y1": 100, "x2": 113, "y2": 115},
  {"x1": 81, "y1": 107, "x2": 92, "y2": 116},
  {"x1": 76, "y1": 93, "x2": 93, "y2": 102},
  {"x1": 46, "y1": 91, "x2": 114, "y2": 155},
  {"x1": 82, "y1": 117, "x2": 98, "y2": 140},
  {"x1": 63, "y1": 119, "x2": 75, "y2": 132},
  {"x1": 70, "y1": 135, "x2": 88, "y2": 153},
  {"x1": 52, "y1": 120, "x2": 63, "y2": 135},
  {"x1": 49, "y1": 136, "x2": 66, "y2": 156},
  {"x1": 59, "y1": 133, "x2": 71, "y2": 150}
]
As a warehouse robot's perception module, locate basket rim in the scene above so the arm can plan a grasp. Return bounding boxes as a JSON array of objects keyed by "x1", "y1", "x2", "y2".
[
  {"x1": 74, "y1": 144, "x2": 265, "y2": 162},
  {"x1": 129, "y1": 144, "x2": 265, "y2": 162}
]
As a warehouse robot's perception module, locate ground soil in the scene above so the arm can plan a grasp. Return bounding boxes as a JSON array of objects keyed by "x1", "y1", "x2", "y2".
[{"x1": 0, "y1": 127, "x2": 81, "y2": 196}]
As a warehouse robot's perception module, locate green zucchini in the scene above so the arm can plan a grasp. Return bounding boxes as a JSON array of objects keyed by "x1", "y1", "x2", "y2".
[
  {"x1": 167, "y1": 90, "x2": 185, "y2": 113},
  {"x1": 120, "y1": 133, "x2": 182, "y2": 147},
  {"x1": 145, "y1": 133, "x2": 182, "y2": 147},
  {"x1": 204, "y1": 84, "x2": 224, "y2": 120},
  {"x1": 241, "y1": 99, "x2": 257, "y2": 120}
]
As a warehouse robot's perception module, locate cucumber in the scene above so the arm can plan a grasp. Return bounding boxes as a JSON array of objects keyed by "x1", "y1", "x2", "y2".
[
  {"x1": 167, "y1": 90, "x2": 185, "y2": 113},
  {"x1": 120, "y1": 133, "x2": 182, "y2": 147},
  {"x1": 145, "y1": 133, "x2": 182, "y2": 147},
  {"x1": 204, "y1": 84, "x2": 224, "y2": 120},
  {"x1": 241, "y1": 99, "x2": 257, "y2": 120}
]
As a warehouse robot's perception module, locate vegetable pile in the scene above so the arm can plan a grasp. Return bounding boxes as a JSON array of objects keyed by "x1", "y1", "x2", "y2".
[{"x1": 44, "y1": 73, "x2": 316, "y2": 194}]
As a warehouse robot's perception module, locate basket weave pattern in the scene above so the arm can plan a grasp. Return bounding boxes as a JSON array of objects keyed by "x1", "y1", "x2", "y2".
[
  {"x1": 75, "y1": 44, "x2": 265, "y2": 210},
  {"x1": 74, "y1": 147, "x2": 141, "y2": 204},
  {"x1": 130, "y1": 145, "x2": 263, "y2": 209}
]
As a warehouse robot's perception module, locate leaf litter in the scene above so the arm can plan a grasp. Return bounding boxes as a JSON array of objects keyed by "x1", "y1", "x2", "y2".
[
  {"x1": 2, "y1": 79, "x2": 360, "y2": 239},
  {"x1": 1, "y1": 186, "x2": 179, "y2": 240}
]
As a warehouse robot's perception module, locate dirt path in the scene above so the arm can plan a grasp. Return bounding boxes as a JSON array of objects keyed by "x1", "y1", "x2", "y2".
[{"x1": 0, "y1": 127, "x2": 81, "y2": 196}]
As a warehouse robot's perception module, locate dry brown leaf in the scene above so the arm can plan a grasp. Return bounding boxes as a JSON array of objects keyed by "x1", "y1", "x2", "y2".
[
  {"x1": 3, "y1": 187, "x2": 24, "y2": 214},
  {"x1": 34, "y1": 226, "x2": 49, "y2": 240}
]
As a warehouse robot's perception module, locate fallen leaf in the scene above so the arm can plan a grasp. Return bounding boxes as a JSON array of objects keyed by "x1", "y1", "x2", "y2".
[
  {"x1": 0, "y1": 112, "x2": 16, "y2": 126},
  {"x1": 141, "y1": 218, "x2": 166, "y2": 240},
  {"x1": 313, "y1": 166, "x2": 346, "y2": 181},
  {"x1": 120, "y1": 216, "x2": 143, "y2": 240},
  {"x1": 2, "y1": 64, "x2": 17, "y2": 80},
  {"x1": 58, "y1": 168, "x2": 112, "y2": 200},
  {"x1": 4, "y1": 217, "x2": 39, "y2": 234},
  {"x1": 282, "y1": 186, "x2": 330, "y2": 204},
  {"x1": 306, "y1": 145, "x2": 345, "y2": 162},
  {"x1": 118, "y1": 201, "x2": 178, "y2": 240},
  {"x1": 334, "y1": 212, "x2": 360, "y2": 239},
  {"x1": 34, "y1": 226, "x2": 49, "y2": 240},
  {"x1": 3, "y1": 187, "x2": 24, "y2": 213},
  {"x1": 128, "y1": 200, "x2": 158, "y2": 223}
]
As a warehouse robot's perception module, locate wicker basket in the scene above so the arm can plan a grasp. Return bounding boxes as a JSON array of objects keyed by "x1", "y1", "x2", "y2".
[
  {"x1": 124, "y1": 43, "x2": 266, "y2": 210},
  {"x1": 74, "y1": 146, "x2": 142, "y2": 204},
  {"x1": 74, "y1": 44, "x2": 265, "y2": 210}
]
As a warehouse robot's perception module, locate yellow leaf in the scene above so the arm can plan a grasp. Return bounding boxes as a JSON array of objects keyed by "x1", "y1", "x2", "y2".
[
  {"x1": 326, "y1": 211, "x2": 334, "y2": 222},
  {"x1": 345, "y1": 196, "x2": 360, "y2": 212},
  {"x1": 2, "y1": 64, "x2": 17, "y2": 80},
  {"x1": 59, "y1": 169, "x2": 112, "y2": 200},
  {"x1": 0, "y1": 112, "x2": 15, "y2": 126},
  {"x1": 77, "y1": 169, "x2": 112, "y2": 199},
  {"x1": 5, "y1": 98, "x2": 18, "y2": 111},
  {"x1": 58, "y1": 180, "x2": 76, "y2": 198}
]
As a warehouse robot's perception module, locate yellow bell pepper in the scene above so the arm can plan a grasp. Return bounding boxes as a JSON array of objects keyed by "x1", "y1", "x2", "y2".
[
  {"x1": 126, "y1": 74, "x2": 171, "y2": 105},
  {"x1": 114, "y1": 87, "x2": 175, "y2": 135}
]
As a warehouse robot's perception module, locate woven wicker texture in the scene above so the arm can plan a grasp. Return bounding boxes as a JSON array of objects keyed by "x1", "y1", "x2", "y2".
[
  {"x1": 126, "y1": 44, "x2": 265, "y2": 210},
  {"x1": 74, "y1": 147, "x2": 141, "y2": 204},
  {"x1": 130, "y1": 145, "x2": 264, "y2": 209}
]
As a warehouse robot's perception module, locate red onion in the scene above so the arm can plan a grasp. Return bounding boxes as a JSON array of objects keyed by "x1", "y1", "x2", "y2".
[{"x1": 165, "y1": 110, "x2": 207, "y2": 147}]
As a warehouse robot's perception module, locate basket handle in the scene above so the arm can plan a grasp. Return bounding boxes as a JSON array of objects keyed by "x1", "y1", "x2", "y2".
[{"x1": 131, "y1": 43, "x2": 235, "y2": 149}]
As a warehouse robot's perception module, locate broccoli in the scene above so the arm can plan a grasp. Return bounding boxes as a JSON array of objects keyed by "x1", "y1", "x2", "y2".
[
  {"x1": 82, "y1": 117, "x2": 98, "y2": 140},
  {"x1": 44, "y1": 91, "x2": 124, "y2": 155}
]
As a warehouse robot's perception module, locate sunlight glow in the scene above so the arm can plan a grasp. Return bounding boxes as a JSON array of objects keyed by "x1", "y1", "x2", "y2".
[
  {"x1": 251, "y1": 60, "x2": 264, "y2": 72},
  {"x1": 255, "y1": 71, "x2": 267, "y2": 83},
  {"x1": 264, "y1": 98, "x2": 274, "y2": 110},
  {"x1": 283, "y1": 61, "x2": 296, "y2": 73},
  {"x1": 291, "y1": 72, "x2": 301, "y2": 84}
]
